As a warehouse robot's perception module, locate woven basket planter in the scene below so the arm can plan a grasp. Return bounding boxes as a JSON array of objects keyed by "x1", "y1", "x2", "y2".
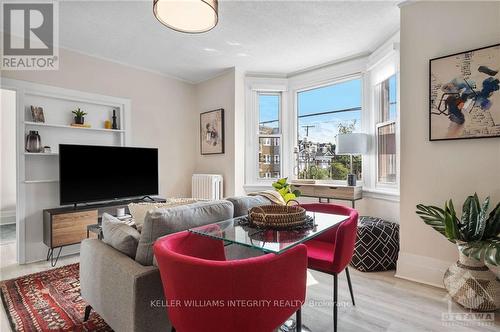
[
  {"x1": 248, "y1": 204, "x2": 307, "y2": 229},
  {"x1": 443, "y1": 244, "x2": 500, "y2": 311}
]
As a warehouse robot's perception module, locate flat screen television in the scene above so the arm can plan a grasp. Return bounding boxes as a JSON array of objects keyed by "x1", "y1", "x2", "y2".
[{"x1": 59, "y1": 144, "x2": 158, "y2": 205}]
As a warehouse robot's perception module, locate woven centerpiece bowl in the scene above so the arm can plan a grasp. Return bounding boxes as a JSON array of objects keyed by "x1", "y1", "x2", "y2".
[{"x1": 248, "y1": 204, "x2": 307, "y2": 229}]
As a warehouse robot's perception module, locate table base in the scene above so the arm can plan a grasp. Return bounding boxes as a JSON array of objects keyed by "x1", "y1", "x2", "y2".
[{"x1": 280, "y1": 319, "x2": 312, "y2": 332}]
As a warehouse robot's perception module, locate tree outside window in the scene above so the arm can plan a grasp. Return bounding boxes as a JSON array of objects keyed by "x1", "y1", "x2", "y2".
[{"x1": 296, "y1": 79, "x2": 362, "y2": 180}]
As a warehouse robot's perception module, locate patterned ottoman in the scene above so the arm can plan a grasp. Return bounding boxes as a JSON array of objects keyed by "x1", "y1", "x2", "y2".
[{"x1": 350, "y1": 216, "x2": 399, "y2": 272}]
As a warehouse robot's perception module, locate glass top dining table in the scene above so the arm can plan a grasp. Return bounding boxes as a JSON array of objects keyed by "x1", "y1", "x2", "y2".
[{"x1": 188, "y1": 211, "x2": 349, "y2": 254}]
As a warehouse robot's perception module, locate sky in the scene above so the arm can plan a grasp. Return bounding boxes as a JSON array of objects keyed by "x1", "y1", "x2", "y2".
[
  {"x1": 259, "y1": 78, "x2": 362, "y2": 143},
  {"x1": 259, "y1": 76, "x2": 397, "y2": 144}
]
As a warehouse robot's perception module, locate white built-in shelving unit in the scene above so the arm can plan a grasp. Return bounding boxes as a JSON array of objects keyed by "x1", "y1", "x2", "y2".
[{"x1": 1, "y1": 78, "x2": 131, "y2": 264}]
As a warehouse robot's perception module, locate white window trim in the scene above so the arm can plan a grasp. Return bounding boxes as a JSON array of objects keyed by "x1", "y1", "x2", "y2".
[
  {"x1": 245, "y1": 78, "x2": 288, "y2": 185},
  {"x1": 376, "y1": 119, "x2": 397, "y2": 186},
  {"x1": 370, "y1": 53, "x2": 400, "y2": 194},
  {"x1": 291, "y1": 73, "x2": 366, "y2": 186},
  {"x1": 244, "y1": 46, "x2": 400, "y2": 200}
]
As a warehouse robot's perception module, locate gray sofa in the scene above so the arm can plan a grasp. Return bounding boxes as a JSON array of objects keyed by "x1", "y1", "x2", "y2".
[{"x1": 80, "y1": 197, "x2": 269, "y2": 332}]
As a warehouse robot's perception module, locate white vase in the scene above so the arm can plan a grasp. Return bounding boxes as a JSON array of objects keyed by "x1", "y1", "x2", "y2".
[{"x1": 443, "y1": 244, "x2": 500, "y2": 311}]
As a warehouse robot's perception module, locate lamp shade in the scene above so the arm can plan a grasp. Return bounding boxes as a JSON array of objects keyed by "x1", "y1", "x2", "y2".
[
  {"x1": 336, "y1": 133, "x2": 369, "y2": 154},
  {"x1": 153, "y1": 0, "x2": 218, "y2": 33}
]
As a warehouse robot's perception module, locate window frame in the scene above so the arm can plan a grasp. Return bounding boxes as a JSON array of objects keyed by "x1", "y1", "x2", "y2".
[
  {"x1": 375, "y1": 74, "x2": 399, "y2": 190},
  {"x1": 256, "y1": 91, "x2": 283, "y2": 181},
  {"x1": 293, "y1": 74, "x2": 365, "y2": 184}
]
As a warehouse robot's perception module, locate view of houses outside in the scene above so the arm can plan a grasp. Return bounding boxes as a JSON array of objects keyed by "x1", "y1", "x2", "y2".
[
  {"x1": 297, "y1": 79, "x2": 362, "y2": 180},
  {"x1": 258, "y1": 94, "x2": 281, "y2": 179},
  {"x1": 257, "y1": 78, "x2": 364, "y2": 181}
]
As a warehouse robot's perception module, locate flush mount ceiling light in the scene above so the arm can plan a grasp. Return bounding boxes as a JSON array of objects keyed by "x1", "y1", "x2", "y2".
[{"x1": 153, "y1": 0, "x2": 218, "y2": 33}]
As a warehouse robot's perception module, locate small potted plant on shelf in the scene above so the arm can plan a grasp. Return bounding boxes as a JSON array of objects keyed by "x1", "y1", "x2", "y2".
[
  {"x1": 72, "y1": 107, "x2": 87, "y2": 125},
  {"x1": 416, "y1": 193, "x2": 500, "y2": 311}
]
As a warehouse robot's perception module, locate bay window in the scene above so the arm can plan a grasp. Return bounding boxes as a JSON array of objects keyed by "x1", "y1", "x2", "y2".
[
  {"x1": 296, "y1": 78, "x2": 363, "y2": 180},
  {"x1": 245, "y1": 51, "x2": 399, "y2": 200}
]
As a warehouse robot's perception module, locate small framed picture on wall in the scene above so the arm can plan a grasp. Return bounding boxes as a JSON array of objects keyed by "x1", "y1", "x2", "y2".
[
  {"x1": 200, "y1": 108, "x2": 224, "y2": 155},
  {"x1": 429, "y1": 43, "x2": 500, "y2": 141}
]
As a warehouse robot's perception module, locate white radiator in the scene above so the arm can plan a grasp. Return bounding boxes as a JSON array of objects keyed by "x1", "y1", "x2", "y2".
[{"x1": 192, "y1": 174, "x2": 223, "y2": 200}]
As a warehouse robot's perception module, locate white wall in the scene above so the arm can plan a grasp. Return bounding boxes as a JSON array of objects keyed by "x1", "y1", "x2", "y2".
[
  {"x1": 2, "y1": 47, "x2": 197, "y2": 262},
  {"x1": 2, "y1": 47, "x2": 197, "y2": 198},
  {"x1": 398, "y1": 1, "x2": 500, "y2": 287},
  {"x1": 0, "y1": 89, "x2": 17, "y2": 224}
]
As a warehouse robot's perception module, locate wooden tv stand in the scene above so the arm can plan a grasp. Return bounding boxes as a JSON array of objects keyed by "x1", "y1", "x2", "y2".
[{"x1": 43, "y1": 197, "x2": 165, "y2": 266}]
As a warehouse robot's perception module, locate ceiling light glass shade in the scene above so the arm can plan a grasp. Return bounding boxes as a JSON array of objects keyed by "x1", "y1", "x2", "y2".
[{"x1": 153, "y1": 0, "x2": 218, "y2": 33}]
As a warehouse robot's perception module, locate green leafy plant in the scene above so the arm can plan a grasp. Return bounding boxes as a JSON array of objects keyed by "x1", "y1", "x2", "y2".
[
  {"x1": 416, "y1": 193, "x2": 500, "y2": 266},
  {"x1": 72, "y1": 107, "x2": 87, "y2": 117},
  {"x1": 272, "y1": 177, "x2": 301, "y2": 203}
]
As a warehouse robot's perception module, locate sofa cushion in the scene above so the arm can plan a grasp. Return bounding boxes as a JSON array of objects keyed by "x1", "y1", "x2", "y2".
[
  {"x1": 128, "y1": 198, "x2": 198, "y2": 226},
  {"x1": 135, "y1": 200, "x2": 234, "y2": 265},
  {"x1": 226, "y1": 195, "x2": 271, "y2": 217},
  {"x1": 101, "y1": 213, "x2": 141, "y2": 259}
]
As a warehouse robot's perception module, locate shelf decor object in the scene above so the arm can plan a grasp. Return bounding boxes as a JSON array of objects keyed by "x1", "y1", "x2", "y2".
[
  {"x1": 112, "y1": 109, "x2": 118, "y2": 129},
  {"x1": 70, "y1": 123, "x2": 91, "y2": 128},
  {"x1": 72, "y1": 107, "x2": 87, "y2": 125},
  {"x1": 153, "y1": 0, "x2": 218, "y2": 33},
  {"x1": 25, "y1": 130, "x2": 42, "y2": 153},
  {"x1": 429, "y1": 43, "x2": 500, "y2": 141},
  {"x1": 30, "y1": 106, "x2": 45, "y2": 123}
]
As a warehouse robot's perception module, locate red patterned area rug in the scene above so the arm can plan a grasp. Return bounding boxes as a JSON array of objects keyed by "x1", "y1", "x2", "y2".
[{"x1": 0, "y1": 263, "x2": 112, "y2": 331}]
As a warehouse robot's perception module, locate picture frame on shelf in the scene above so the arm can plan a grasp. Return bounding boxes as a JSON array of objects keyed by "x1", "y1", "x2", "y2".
[
  {"x1": 429, "y1": 43, "x2": 500, "y2": 141},
  {"x1": 200, "y1": 108, "x2": 225, "y2": 155},
  {"x1": 30, "y1": 106, "x2": 45, "y2": 123}
]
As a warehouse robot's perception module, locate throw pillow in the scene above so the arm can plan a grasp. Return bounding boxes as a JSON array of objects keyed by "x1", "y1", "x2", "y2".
[
  {"x1": 101, "y1": 213, "x2": 141, "y2": 259},
  {"x1": 135, "y1": 200, "x2": 234, "y2": 265},
  {"x1": 128, "y1": 198, "x2": 198, "y2": 226}
]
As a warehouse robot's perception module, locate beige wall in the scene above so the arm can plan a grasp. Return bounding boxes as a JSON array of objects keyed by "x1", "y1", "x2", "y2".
[
  {"x1": 2, "y1": 47, "x2": 197, "y2": 198},
  {"x1": 0, "y1": 89, "x2": 17, "y2": 224},
  {"x1": 194, "y1": 69, "x2": 244, "y2": 197},
  {"x1": 398, "y1": 1, "x2": 500, "y2": 286}
]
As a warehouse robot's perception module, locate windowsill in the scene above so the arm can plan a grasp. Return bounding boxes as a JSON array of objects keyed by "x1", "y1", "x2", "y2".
[
  {"x1": 244, "y1": 183, "x2": 400, "y2": 202},
  {"x1": 362, "y1": 188, "x2": 400, "y2": 202}
]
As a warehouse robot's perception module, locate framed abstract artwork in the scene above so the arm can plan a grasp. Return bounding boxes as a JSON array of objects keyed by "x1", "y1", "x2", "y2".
[
  {"x1": 429, "y1": 43, "x2": 500, "y2": 141},
  {"x1": 200, "y1": 108, "x2": 224, "y2": 155}
]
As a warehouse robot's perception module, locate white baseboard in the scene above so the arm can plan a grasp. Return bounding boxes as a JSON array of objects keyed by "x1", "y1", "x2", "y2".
[
  {"x1": 0, "y1": 210, "x2": 16, "y2": 225},
  {"x1": 396, "y1": 251, "x2": 455, "y2": 289}
]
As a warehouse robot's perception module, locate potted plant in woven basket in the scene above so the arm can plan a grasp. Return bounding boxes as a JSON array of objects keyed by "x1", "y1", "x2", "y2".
[{"x1": 416, "y1": 193, "x2": 500, "y2": 311}]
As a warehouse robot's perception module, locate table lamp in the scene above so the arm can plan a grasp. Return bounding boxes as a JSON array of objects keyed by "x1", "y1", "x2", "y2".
[{"x1": 336, "y1": 133, "x2": 369, "y2": 186}]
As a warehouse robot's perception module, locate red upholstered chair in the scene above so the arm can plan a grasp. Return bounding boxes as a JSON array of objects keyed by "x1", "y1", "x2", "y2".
[
  {"x1": 153, "y1": 231, "x2": 308, "y2": 332},
  {"x1": 301, "y1": 203, "x2": 358, "y2": 332}
]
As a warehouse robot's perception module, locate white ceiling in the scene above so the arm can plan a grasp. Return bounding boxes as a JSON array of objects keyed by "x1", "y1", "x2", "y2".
[{"x1": 59, "y1": 1, "x2": 400, "y2": 83}]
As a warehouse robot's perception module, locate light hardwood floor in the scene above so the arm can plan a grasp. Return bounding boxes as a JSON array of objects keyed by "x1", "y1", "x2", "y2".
[
  {"x1": 304, "y1": 268, "x2": 500, "y2": 331},
  {"x1": 0, "y1": 247, "x2": 498, "y2": 332}
]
